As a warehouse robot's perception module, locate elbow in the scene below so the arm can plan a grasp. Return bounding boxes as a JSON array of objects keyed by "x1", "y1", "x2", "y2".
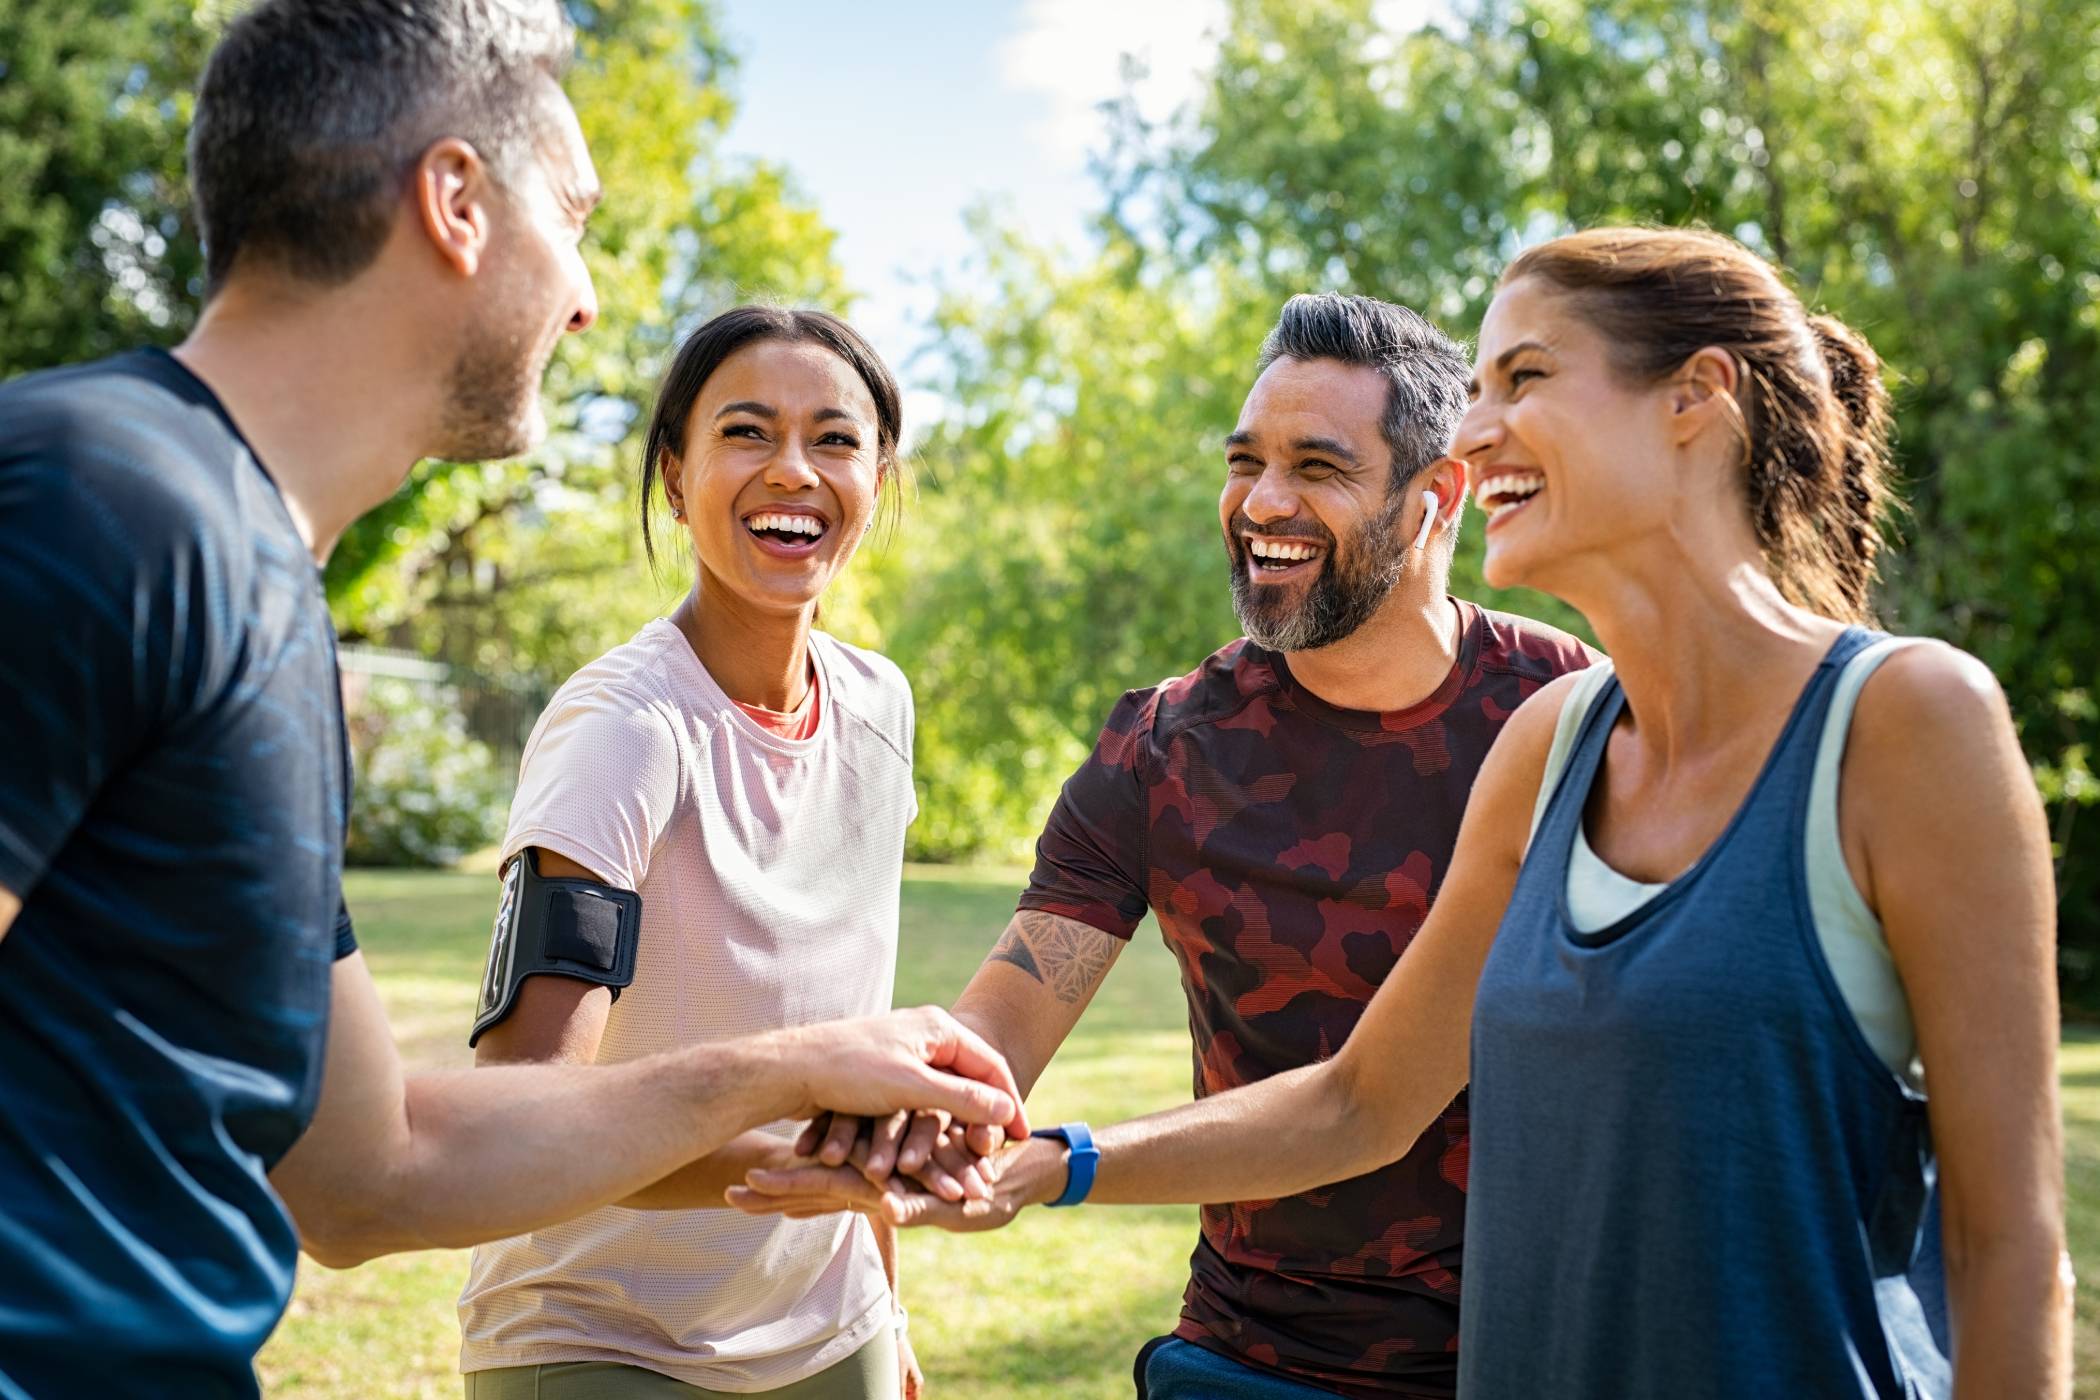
[
  {"x1": 1320, "y1": 1048, "x2": 1415, "y2": 1178},
  {"x1": 286, "y1": 1187, "x2": 431, "y2": 1270},
  {"x1": 296, "y1": 1214, "x2": 387, "y2": 1271},
  {"x1": 301, "y1": 1237, "x2": 376, "y2": 1272}
]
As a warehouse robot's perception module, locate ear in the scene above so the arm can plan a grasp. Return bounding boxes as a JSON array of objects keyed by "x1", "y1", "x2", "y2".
[
  {"x1": 658, "y1": 447, "x2": 686, "y2": 518},
  {"x1": 411, "y1": 138, "x2": 496, "y2": 279},
  {"x1": 1421, "y1": 454, "x2": 1469, "y2": 526},
  {"x1": 1669, "y1": 346, "x2": 1741, "y2": 448}
]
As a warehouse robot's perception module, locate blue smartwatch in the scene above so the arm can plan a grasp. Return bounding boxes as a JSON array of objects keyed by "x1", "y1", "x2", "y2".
[{"x1": 1030, "y1": 1122, "x2": 1098, "y2": 1207}]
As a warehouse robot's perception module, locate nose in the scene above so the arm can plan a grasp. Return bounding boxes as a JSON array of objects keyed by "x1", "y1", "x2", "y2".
[
  {"x1": 1454, "y1": 398, "x2": 1502, "y2": 464},
  {"x1": 566, "y1": 264, "x2": 599, "y2": 334},
  {"x1": 765, "y1": 436, "x2": 821, "y2": 491},
  {"x1": 1241, "y1": 465, "x2": 1301, "y2": 526}
]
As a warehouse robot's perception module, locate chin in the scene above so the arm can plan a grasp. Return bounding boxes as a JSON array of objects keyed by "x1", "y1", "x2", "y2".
[
  {"x1": 732, "y1": 565, "x2": 829, "y2": 612},
  {"x1": 1481, "y1": 540, "x2": 1532, "y2": 591}
]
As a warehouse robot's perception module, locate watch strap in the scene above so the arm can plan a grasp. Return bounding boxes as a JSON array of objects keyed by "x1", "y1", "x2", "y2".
[{"x1": 1031, "y1": 1122, "x2": 1098, "y2": 1207}]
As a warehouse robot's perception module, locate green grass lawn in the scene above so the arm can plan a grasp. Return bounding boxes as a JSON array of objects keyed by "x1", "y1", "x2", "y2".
[
  {"x1": 257, "y1": 865, "x2": 1199, "y2": 1399},
  {"x1": 260, "y1": 868, "x2": 2100, "y2": 1398}
]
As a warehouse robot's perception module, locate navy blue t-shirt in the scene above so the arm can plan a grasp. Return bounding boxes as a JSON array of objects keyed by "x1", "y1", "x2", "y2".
[{"x1": 0, "y1": 349, "x2": 357, "y2": 1397}]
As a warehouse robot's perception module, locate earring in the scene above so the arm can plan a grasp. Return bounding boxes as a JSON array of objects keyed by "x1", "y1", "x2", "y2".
[{"x1": 670, "y1": 504, "x2": 685, "y2": 520}]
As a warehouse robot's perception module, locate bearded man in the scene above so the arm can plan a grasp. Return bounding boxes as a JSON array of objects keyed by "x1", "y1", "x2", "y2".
[{"x1": 778, "y1": 293, "x2": 1595, "y2": 1399}]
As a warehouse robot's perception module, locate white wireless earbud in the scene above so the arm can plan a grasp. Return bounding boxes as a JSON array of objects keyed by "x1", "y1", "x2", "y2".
[{"x1": 1412, "y1": 489, "x2": 1440, "y2": 551}]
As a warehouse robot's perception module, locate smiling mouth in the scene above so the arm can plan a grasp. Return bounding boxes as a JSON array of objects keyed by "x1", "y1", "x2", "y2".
[
  {"x1": 1244, "y1": 535, "x2": 1326, "y2": 578},
  {"x1": 1478, "y1": 471, "x2": 1544, "y2": 526},
  {"x1": 744, "y1": 511, "x2": 829, "y2": 554}
]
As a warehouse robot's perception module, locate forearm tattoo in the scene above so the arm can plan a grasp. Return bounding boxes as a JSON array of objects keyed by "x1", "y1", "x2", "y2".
[{"x1": 987, "y1": 911, "x2": 1118, "y2": 1005}]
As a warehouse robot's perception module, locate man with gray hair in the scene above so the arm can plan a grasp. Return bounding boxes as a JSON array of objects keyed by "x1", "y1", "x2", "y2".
[
  {"x1": 0, "y1": 4, "x2": 1022, "y2": 1395},
  {"x1": 759, "y1": 293, "x2": 1594, "y2": 1399}
]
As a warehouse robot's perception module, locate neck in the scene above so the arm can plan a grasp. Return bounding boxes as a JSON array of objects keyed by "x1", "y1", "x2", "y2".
[
  {"x1": 1564, "y1": 537, "x2": 1844, "y2": 768},
  {"x1": 673, "y1": 573, "x2": 814, "y2": 712},
  {"x1": 1281, "y1": 575, "x2": 1462, "y2": 714},
  {"x1": 172, "y1": 275, "x2": 440, "y2": 563}
]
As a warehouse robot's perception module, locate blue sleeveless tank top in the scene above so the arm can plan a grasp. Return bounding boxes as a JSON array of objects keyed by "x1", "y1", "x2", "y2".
[{"x1": 1460, "y1": 627, "x2": 1949, "y2": 1398}]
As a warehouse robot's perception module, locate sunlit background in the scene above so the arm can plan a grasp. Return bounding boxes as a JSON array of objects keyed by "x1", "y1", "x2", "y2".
[{"x1": 4, "y1": 1, "x2": 2096, "y2": 1392}]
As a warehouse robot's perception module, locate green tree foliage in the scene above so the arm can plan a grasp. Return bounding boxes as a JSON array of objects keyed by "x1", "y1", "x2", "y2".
[
  {"x1": 886, "y1": 0, "x2": 2100, "y2": 961},
  {"x1": 859, "y1": 224, "x2": 1260, "y2": 857},
  {"x1": 0, "y1": 0, "x2": 209, "y2": 376}
]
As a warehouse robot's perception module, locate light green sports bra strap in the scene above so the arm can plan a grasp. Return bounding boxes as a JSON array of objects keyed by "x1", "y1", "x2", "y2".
[{"x1": 1527, "y1": 661, "x2": 1619, "y2": 848}]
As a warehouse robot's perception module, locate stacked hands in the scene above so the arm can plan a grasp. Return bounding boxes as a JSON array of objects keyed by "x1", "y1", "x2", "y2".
[
  {"x1": 727, "y1": 1109, "x2": 1053, "y2": 1231},
  {"x1": 732, "y1": 1025, "x2": 1070, "y2": 1231}
]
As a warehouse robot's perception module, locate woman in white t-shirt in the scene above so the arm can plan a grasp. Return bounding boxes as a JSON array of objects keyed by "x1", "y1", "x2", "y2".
[{"x1": 458, "y1": 307, "x2": 947, "y2": 1400}]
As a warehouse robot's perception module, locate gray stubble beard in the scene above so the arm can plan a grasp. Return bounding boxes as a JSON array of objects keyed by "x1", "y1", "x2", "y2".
[{"x1": 1228, "y1": 487, "x2": 1411, "y2": 653}]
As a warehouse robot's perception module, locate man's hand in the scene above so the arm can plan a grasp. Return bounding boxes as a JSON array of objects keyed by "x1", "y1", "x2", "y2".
[
  {"x1": 781, "y1": 1007, "x2": 1030, "y2": 1140},
  {"x1": 726, "y1": 1134, "x2": 1069, "y2": 1232}
]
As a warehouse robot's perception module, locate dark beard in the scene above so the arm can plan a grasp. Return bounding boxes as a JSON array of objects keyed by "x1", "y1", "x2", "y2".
[{"x1": 1227, "y1": 489, "x2": 1410, "y2": 652}]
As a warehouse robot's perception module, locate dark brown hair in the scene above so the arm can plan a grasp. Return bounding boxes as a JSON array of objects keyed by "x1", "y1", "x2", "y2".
[
  {"x1": 638, "y1": 306, "x2": 905, "y2": 568},
  {"x1": 1258, "y1": 292, "x2": 1471, "y2": 495},
  {"x1": 1503, "y1": 227, "x2": 1895, "y2": 623},
  {"x1": 190, "y1": 0, "x2": 574, "y2": 291}
]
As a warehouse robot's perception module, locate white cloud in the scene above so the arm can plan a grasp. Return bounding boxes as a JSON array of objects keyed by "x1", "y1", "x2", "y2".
[
  {"x1": 996, "y1": 0, "x2": 1227, "y2": 170},
  {"x1": 997, "y1": 0, "x2": 1464, "y2": 171},
  {"x1": 1373, "y1": 0, "x2": 1464, "y2": 37}
]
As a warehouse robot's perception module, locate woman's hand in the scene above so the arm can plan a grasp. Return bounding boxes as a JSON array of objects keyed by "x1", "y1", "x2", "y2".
[
  {"x1": 898, "y1": 1331, "x2": 924, "y2": 1400},
  {"x1": 727, "y1": 1135, "x2": 1067, "y2": 1231},
  {"x1": 796, "y1": 1110, "x2": 1002, "y2": 1202}
]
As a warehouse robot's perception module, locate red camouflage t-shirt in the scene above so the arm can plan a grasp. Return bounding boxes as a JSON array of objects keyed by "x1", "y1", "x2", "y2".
[{"x1": 1020, "y1": 600, "x2": 1594, "y2": 1399}]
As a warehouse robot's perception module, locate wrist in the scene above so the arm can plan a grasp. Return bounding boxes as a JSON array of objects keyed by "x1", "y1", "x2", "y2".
[
  {"x1": 1010, "y1": 1134, "x2": 1077, "y2": 1208},
  {"x1": 677, "y1": 1036, "x2": 805, "y2": 1141}
]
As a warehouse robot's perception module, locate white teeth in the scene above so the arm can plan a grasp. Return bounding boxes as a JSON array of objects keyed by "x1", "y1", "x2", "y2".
[
  {"x1": 1248, "y1": 538, "x2": 1320, "y2": 561},
  {"x1": 1479, "y1": 474, "x2": 1545, "y2": 517},
  {"x1": 748, "y1": 513, "x2": 824, "y2": 537}
]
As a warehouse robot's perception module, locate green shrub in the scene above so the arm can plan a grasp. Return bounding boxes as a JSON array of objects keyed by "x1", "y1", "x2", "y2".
[{"x1": 345, "y1": 677, "x2": 508, "y2": 868}]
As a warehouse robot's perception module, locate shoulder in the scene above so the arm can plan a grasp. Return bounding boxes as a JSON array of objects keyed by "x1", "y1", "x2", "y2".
[
  {"x1": 2, "y1": 355, "x2": 233, "y2": 543},
  {"x1": 1852, "y1": 637, "x2": 2008, "y2": 729},
  {"x1": 812, "y1": 631, "x2": 912, "y2": 705},
  {"x1": 811, "y1": 631, "x2": 914, "y2": 762},
  {"x1": 1131, "y1": 637, "x2": 1281, "y2": 747},
  {"x1": 1834, "y1": 638, "x2": 2044, "y2": 895},
  {"x1": 1467, "y1": 602, "x2": 1603, "y2": 683},
  {"x1": 530, "y1": 632, "x2": 687, "y2": 765},
  {"x1": 1846, "y1": 639, "x2": 2022, "y2": 799},
  {"x1": 0, "y1": 357, "x2": 261, "y2": 659}
]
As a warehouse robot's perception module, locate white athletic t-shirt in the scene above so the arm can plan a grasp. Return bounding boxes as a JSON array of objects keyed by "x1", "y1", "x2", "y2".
[{"x1": 458, "y1": 619, "x2": 915, "y2": 1391}]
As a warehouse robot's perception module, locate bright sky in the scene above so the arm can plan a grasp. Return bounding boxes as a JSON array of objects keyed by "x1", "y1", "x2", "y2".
[
  {"x1": 712, "y1": 0, "x2": 1453, "y2": 431},
  {"x1": 713, "y1": 0, "x2": 1226, "y2": 372}
]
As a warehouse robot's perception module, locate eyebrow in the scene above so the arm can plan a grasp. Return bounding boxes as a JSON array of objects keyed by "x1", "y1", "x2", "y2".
[
  {"x1": 562, "y1": 182, "x2": 603, "y2": 222},
  {"x1": 717, "y1": 402, "x2": 863, "y2": 425},
  {"x1": 1468, "y1": 339, "x2": 1554, "y2": 395},
  {"x1": 1292, "y1": 435, "x2": 1359, "y2": 464},
  {"x1": 1222, "y1": 430, "x2": 1361, "y2": 463}
]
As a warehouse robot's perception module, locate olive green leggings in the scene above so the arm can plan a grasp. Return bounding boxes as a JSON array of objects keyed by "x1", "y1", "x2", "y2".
[{"x1": 464, "y1": 1330, "x2": 898, "y2": 1400}]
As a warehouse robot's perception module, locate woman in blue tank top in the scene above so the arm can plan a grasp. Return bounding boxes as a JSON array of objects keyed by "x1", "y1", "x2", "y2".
[{"x1": 757, "y1": 228, "x2": 2070, "y2": 1397}]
